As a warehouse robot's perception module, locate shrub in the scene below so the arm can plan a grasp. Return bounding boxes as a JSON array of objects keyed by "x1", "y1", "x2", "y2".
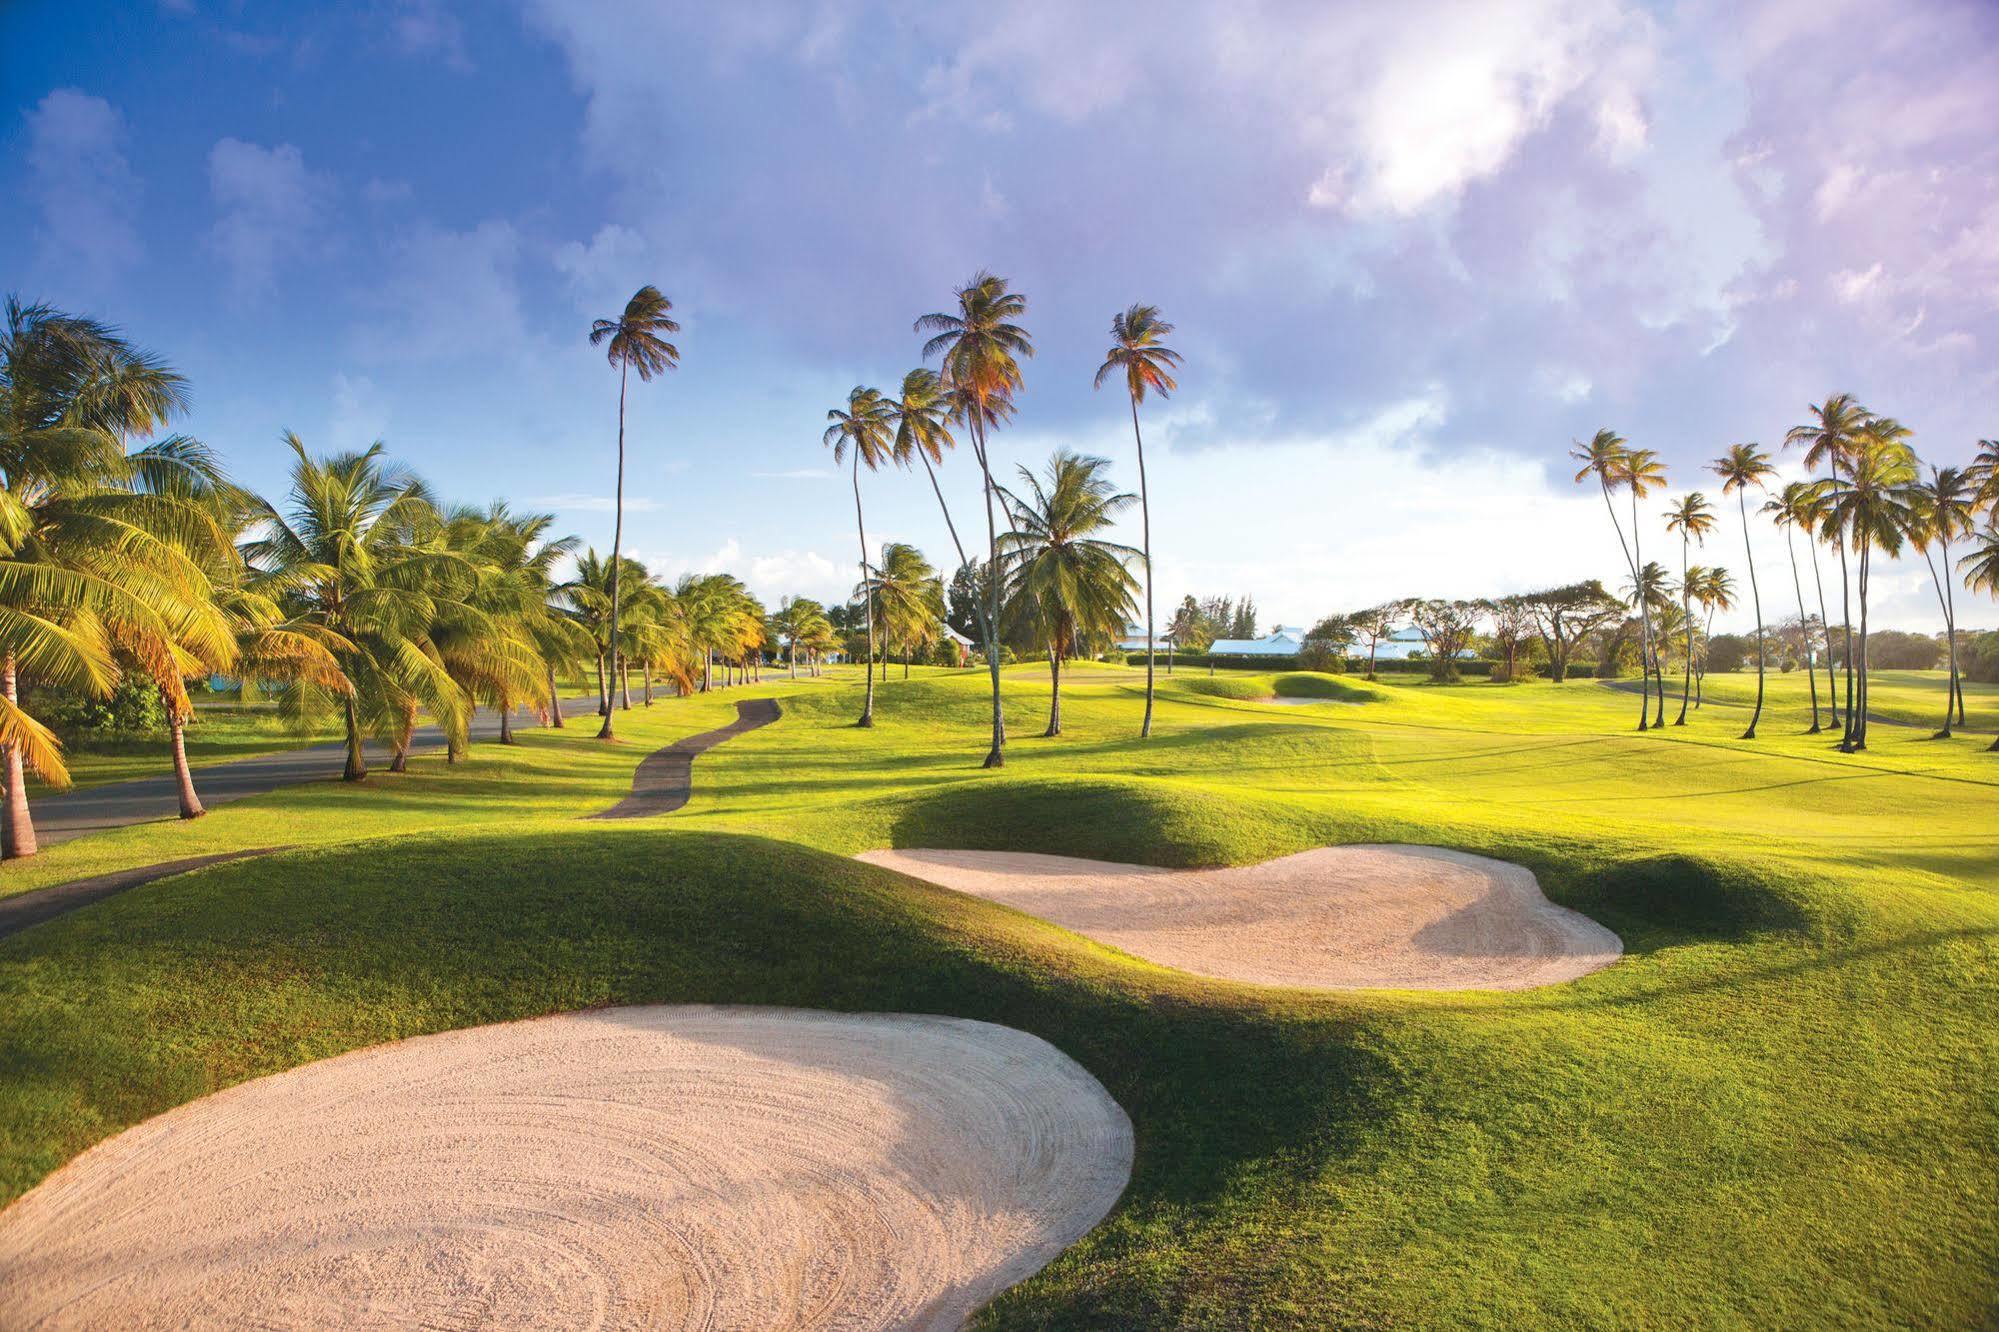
[
  {"x1": 28, "y1": 676, "x2": 167, "y2": 741},
  {"x1": 1706, "y1": 634, "x2": 1750, "y2": 673}
]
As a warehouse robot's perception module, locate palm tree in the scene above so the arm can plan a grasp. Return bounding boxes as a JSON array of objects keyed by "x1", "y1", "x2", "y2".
[
  {"x1": 1905, "y1": 465, "x2": 1976, "y2": 737},
  {"x1": 1785, "y1": 394, "x2": 1873, "y2": 746},
  {"x1": 1964, "y1": 521, "x2": 1999, "y2": 750},
  {"x1": 1663, "y1": 492, "x2": 1713, "y2": 726},
  {"x1": 1094, "y1": 304, "x2": 1181, "y2": 740},
  {"x1": 434, "y1": 504, "x2": 571, "y2": 746},
  {"x1": 917, "y1": 272, "x2": 1034, "y2": 767},
  {"x1": 1712, "y1": 443, "x2": 1775, "y2": 738},
  {"x1": 1764, "y1": 482, "x2": 1827, "y2": 732},
  {"x1": 1818, "y1": 420, "x2": 1916, "y2": 750},
  {"x1": 997, "y1": 450, "x2": 1141, "y2": 737},
  {"x1": 1570, "y1": 429, "x2": 1650, "y2": 728},
  {"x1": 0, "y1": 300, "x2": 250, "y2": 854},
  {"x1": 823, "y1": 386, "x2": 896, "y2": 726},
  {"x1": 1618, "y1": 447, "x2": 1670, "y2": 727},
  {"x1": 869, "y1": 542, "x2": 943, "y2": 678},
  {"x1": 1684, "y1": 565, "x2": 1734, "y2": 706},
  {"x1": 587, "y1": 286, "x2": 679, "y2": 741},
  {"x1": 243, "y1": 436, "x2": 469, "y2": 782}
]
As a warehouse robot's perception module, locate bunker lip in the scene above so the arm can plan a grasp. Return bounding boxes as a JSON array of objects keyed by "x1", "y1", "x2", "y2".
[
  {"x1": 860, "y1": 844, "x2": 1623, "y2": 991},
  {"x1": 0, "y1": 1005, "x2": 1133, "y2": 1331}
]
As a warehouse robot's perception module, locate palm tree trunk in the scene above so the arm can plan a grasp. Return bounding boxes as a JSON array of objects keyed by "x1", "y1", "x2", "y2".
[
  {"x1": 548, "y1": 662, "x2": 564, "y2": 728},
  {"x1": 342, "y1": 693, "x2": 366, "y2": 781},
  {"x1": 1784, "y1": 527, "x2": 1820, "y2": 732},
  {"x1": 903, "y1": 647, "x2": 910, "y2": 680},
  {"x1": 499, "y1": 693, "x2": 515, "y2": 745},
  {"x1": 1628, "y1": 486, "x2": 1657, "y2": 730},
  {"x1": 972, "y1": 411, "x2": 1006, "y2": 768},
  {"x1": 1838, "y1": 538, "x2": 1857, "y2": 750},
  {"x1": 1854, "y1": 540, "x2": 1872, "y2": 751},
  {"x1": 1943, "y1": 538, "x2": 1966, "y2": 727},
  {"x1": 0, "y1": 656, "x2": 37, "y2": 859},
  {"x1": 1045, "y1": 642, "x2": 1062, "y2": 736},
  {"x1": 1808, "y1": 536, "x2": 1839, "y2": 729},
  {"x1": 389, "y1": 704, "x2": 414, "y2": 773},
  {"x1": 1676, "y1": 536, "x2": 1692, "y2": 725},
  {"x1": 619, "y1": 658, "x2": 632, "y2": 710},
  {"x1": 643, "y1": 661, "x2": 653, "y2": 705},
  {"x1": 1129, "y1": 394, "x2": 1156, "y2": 739},
  {"x1": 1918, "y1": 543, "x2": 1954, "y2": 737},
  {"x1": 595, "y1": 650, "x2": 609, "y2": 715},
  {"x1": 599, "y1": 358, "x2": 629, "y2": 741},
  {"x1": 1740, "y1": 489, "x2": 1765, "y2": 739},
  {"x1": 852, "y1": 450, "x2": 875, "y2": 728},
  {"x1": 165, "y1": 698, "x2": 205, "y2": 819}
]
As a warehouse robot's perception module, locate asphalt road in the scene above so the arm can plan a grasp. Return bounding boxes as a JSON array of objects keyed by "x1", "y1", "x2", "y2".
[{"x1": 26, "y1": 693, "x2": 606, "y2": 847}]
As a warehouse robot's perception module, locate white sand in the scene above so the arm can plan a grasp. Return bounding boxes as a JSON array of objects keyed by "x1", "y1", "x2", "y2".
[
  {"x1": 0, "y1": 1006, "x2": 1132, "y2": 1330},
  {"x1": 861, "y1": 845, "x2": 1621, "y2": 991}
]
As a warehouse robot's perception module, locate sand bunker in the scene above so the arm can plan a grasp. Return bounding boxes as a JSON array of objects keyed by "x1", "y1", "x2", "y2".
[
  {"x1": 0, "y1": 1006, "x2": 1132, "y2": 1330},
  {"x1": 861, "y1": 845, "x2": 1621, "y2": 991}
]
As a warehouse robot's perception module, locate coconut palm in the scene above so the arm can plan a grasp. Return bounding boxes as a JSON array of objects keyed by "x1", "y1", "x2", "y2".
[
  {"x1": 434, "y1": 504, "x2": 576, "y2": 746},
  {"x1": 1663, "y1": 492, "x2": 1713, "y2": 726},
  {"x1": 1570, "y1": 429, "x2": 1653, "y2": 729},
  {"x1": 1095, "y1": 304, "x2": 1181, "y2": 740},
  {"x1": 0, "y1": 300, "x2": 264, "y2": 854},
  {"x1": 587, "y1": 285, "x2": 679, "y2": 741},
  {"x1": 1684, "y1": 565, "x2": 1734, "y2": 706},
  {"x1": 1905, "y1": 465, "x2": 1976, "y2": 737},
  {"x1": 997, "y1": 450, "x2": 1141, "y2": 737},
  {"x1": 1712, "y1": 443, "x2": 1775, "y2": 737},
  {"x1": 823, "y1": 386, "x2": 897, "y2": 726},
  {"x1": 1817, "y1": 420, "x2": 1916, "y2": 750},
  {"x1": 916, "y1": 272, "x2": 1034, "y2": 767},
  {"x1": 1785, "y1": 394, "x2": 1874, "y2": 746},
  {"x1": 243, "y1": 436, "x2": 472, "y2": 782},
  {"x1": 1618, "y1": 447, "x2": 1670, "y2": 727},
  {"x1": 1969, "y1": 439, "x2": 1999, "y2": 513},
  {"x1": 868, "y1": 542, "x2": 944, "y2": 678},
  {"x1": 1764, "y1": 482, "x2": 1828, "y2": 732},
  {"x1": 556, "y1": 548, "x2": 642, "y2": 715}
]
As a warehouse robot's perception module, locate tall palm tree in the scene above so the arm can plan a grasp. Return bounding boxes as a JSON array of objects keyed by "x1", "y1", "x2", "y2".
[
  {"x1": 823, "y1": 386, "x2": 896, "y2": 726},
  {"x1": 1785, "y1": 394, "x2": 1872, "y2": 746},
  {"x1": 1571, "y1": 429, "x2": 1651, "y2": 730},
  {"x1": 1094, "y1": 304, "x2": 1181, "y2": 740},
  {"x1": 997, "y1": 450, "x2": 1141, "y2": 737},
  {"x1": 1818, "y1": 420, "x2": 1916, "y2": 751},
  {"x1": 1618, "y1": 448, "x2": 1670, "y2": 726},
  {"x1": 1906, "y1": 465, "x2": 1976, "y2": 737},
  {"x1": 1712, "y1": 443, "x2": 1775, "y2": 738},
  {"x1": 1684, "y1": 565, "x2": 1734, "y2": 707},
  {"x1": 917, "y1": 272, "x2": 1033, "y2": 767},
  {"x1": 587, "y1": 285, "x2": 679, "y2": 742},
  {"x1": 243, "y1": 436, "x2": 468, "y2": 782},
  {"x1": 1964, "y1": 520, "x2": 1999, "y2": 750},
  {"x1": 1764, "y1": 482, "x2": 1826, "y2": 732},
  {"x1": 1663, "y1": 493, "x2": 1715, "y2": 725}
]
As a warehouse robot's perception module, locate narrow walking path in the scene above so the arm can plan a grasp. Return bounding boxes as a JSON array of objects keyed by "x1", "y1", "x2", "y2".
[
  {"x1": 591, "y1": 698, "x2": 781, "y2": 819},
  {"x1": 0, "y1": 849, "x2": 287, "y2": 943},
  {"x1": 25, "y1": 695, "x2": 599, "y2": 848}
]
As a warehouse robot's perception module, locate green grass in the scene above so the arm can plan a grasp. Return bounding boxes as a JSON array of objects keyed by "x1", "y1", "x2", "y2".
[{"x1": 0, "y1": 660, "x2": 1992, "y2": 1327}]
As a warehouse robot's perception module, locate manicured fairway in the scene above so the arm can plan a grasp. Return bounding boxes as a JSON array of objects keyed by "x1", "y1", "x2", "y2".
[{"x1": 0, "y1": 663, "x2": 1992, "y2": 1327}]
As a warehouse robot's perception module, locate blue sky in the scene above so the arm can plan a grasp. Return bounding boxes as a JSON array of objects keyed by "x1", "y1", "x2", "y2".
[{"x1": 5, "y1": 1, "x2": 1996, "y2": 631}]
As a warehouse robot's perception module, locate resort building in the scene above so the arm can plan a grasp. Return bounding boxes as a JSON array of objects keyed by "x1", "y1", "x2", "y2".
[
  {"x1": 1116, "y1": 623, "x2": 1176, "y2": 652},
  {"x1": 1207, "y1": 625, "x2": 1306, "y2": 656}
]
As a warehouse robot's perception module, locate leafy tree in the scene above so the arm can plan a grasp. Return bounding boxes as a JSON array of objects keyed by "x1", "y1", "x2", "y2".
[
  {"x1": 1519, "y1": 582, "x2": 1623, "y2": 683},
  {"x1": 1095, "y1": 303, "x2": 1180, "y2": 738},
  {"x1": 1299, "y1": 613, "x2": 1355, "y2": 672},
  {"x1": 1231, "y1": 597, "x2": 1258, "y2": 640},
  {"x1": 587, "y1": 285, "x2": 679, "y2": 741},
  {"x1": 1402, "y1": 598, "x2": 1482, "y2": 682},
  {"x1": 1482, "y1": 596, "x2": 1538, "y2": 682},
  {"x1": 917, "y1": 271, "x2": 1034, "y2": 767},
  {"x1": 998, "y1": 450, "x2": 1140, "y2": 736}
]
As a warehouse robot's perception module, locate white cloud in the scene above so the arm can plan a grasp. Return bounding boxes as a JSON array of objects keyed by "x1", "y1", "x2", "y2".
[
  {"x1": 391, "y1": 0, "x2": 471, "y2": 71},
  {"x1": 531, "y1": 493, "x2": 662, "y2": 513},
  {"x1": 553, "y1": 222, "x2": 649, "y2": 314},
  {"x1": 1833, "y1": 261, "x2": 1885, "y2": 303},
  {"x1": 25, "y1": 89, "x2": 142, "y2": 285},
  {"x1": 362, "y1": 219, "x2": 525, "y2": 361},
  {"x1": 207, "y1": 138, "x2": 335, "y2": 298}
]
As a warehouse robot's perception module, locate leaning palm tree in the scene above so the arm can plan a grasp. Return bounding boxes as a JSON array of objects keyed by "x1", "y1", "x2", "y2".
[
  {"x1": 1572, "y1": 429, "x2": 1650, "y2": 727},
  {"x1": 1683, "y1": 565, "x2": 1733, "y2": 706},
  {"x1": 1905, "y1": 465, "x2": 1976, "y2": 737},
  {"x1": 1094, "y1": 304, "x2": 1181, "y2": 739},
  {"x1": 587, "y1": 285, "x2": 679, "y2": 741},
  {"x1": 917, "y1": 273, "x2": 1033, "y2": 767},
  {"x1": 1712, "y1": 443, "x2": 1775, "y2": 738},
  {"x1": 997, "y1": 450, "x2": 1141, "y2": 737},
  {"x1": 1817, "y1": 420, "x2": 1916, "y2": 750},
  {"x1": 1785, "y1": 394, "x2": 1872, "y2": 745},
  {"x1": 1764, "y1": 482, "x2": 1827, "y2": 732},
  {"x1": 868, "y1": 542, "x2": 944, "y2": 678},
  {"x1": 0, "y1": 299, "x2": 247, "y2": 854},
  {"x1": 1663, "y1": 493, "x2": 1715, "y2": 726},
  {"x1": 1964, "y1": 521, "x2": 1999, "y2": 750},
  {"x1": 823, "y1": 386, "x2": 897, "y2": 726}
]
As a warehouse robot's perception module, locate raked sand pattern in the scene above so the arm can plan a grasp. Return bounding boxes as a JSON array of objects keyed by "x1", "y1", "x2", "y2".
[
  {"x1": 0, "y1": 1005, "x2": 1133, "y2": 1330},
  {"x1": 860, "y1": 845, "x2": 1622, "y2": 991}
]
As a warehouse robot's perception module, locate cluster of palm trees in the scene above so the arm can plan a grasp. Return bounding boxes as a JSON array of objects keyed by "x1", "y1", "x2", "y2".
[
  {"x1": 0, "y1": 298, "x2": 821, "y2": 860},
  {"x1": 1574, "y1": 398, "x2": 1999, "y2": 751},
  {"x1": 818, "y1": 276, "x2": 1175, "y2": 761}
]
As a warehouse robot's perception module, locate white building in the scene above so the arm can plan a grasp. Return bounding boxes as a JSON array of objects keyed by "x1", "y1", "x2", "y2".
[
  {"x1": 1208, "y1": 625, "x2": 1306, "y2": 656},
  {"x1": 1116, "y1": 622, "x2": 1176, "y2": 652}
]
